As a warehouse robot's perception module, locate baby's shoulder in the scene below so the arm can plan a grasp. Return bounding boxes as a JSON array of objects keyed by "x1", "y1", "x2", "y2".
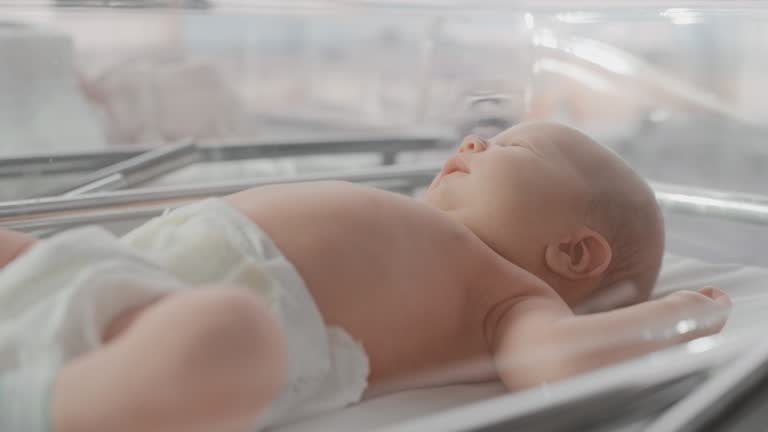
[
  {"x1": 307, "y1": 181, "x2": 455, "y2": 224},
  {"x1": 228, "y1": 181, "x2": 474, "y2": 246},
  {"x1": 473, "y1": 257, "x2": 561, "y2": 309}
]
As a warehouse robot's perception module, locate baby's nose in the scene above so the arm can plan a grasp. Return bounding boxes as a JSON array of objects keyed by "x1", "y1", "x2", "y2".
[{"x1": 459, "y1": 135, "x2": 489, "y2": 153}]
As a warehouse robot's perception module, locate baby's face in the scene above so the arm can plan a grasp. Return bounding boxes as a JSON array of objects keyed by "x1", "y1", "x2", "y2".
[{"x1": 424, "y1": 123, "x2": 598, "y2": 265}]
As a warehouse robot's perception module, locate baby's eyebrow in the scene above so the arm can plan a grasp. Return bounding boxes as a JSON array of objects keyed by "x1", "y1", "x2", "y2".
[
  {"x1": 495, "y1": 139, "x2": 528, "y2": 149},
  {"x1": 514, "y1": 140, "x2": 547, "y2": 159}
]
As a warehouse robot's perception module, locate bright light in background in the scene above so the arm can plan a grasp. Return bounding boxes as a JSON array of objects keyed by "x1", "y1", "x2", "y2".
[
  {"x1": 523, "y1": 13, "x2": 534, "y2": 30},
  {"x1": 532, "y1": 29, "x2": 558, "y2": 49},
  {"x1": 532, "y1": 30, "x2": 634, "y2": 76},
  {"x1": 686, "y1": 336, "x2": 718, "y2": 354},
  {"x1": 533, "y1": 59, "x2": 614, "y2": 93},
  {"x1": 661, "y1": 8, "x2": 701, "y2": 25},
  {"x1": 555, "y1": 11, "x2": 603, "y2": 24},
  {"x1": 570, "y1": 40, "x2": 634, "y2": 75}
]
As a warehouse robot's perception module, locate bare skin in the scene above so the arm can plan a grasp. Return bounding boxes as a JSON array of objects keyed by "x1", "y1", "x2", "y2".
[
  {"x1": 225, "y1": 181, "x2": 539, "y2": 392},
  {"x1": 225, "y1": 180, "x2": 728, "y2": 392},
  {"x1": 0, "y1": 122, "x2": 731, "y2": 431}
]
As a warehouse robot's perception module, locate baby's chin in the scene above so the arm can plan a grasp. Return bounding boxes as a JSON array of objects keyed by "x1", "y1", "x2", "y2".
[
  {"x1": 421, "y1": 191, "x2": 452, "y2": 212},
  {"x1": 421, "y1": 175, "x2": 467, "y2": 212},
  {"x1": 421, "y1": 177, "x2": 440, "y2": 199},
  {"x1": 421, "y1": 190, "x2": 441, "y2": 207}
]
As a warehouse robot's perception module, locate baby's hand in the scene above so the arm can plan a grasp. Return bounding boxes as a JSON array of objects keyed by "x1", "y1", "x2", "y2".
[{"x1": 658, "y1": 287, "x2": 732, "y2": 342}]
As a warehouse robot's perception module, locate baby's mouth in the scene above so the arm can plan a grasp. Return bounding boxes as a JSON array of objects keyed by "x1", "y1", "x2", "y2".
[{"x1": 441, "y1": 154, "x2": 470, "y2": 176}]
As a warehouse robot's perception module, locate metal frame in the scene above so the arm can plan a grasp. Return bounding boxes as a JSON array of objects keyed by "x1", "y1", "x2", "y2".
[
  {"x1": 0, "y1": 132, "x2": 447, "y2": 178},
  {"x1": 3, "y1": 160, "x2": 768, "y2": 233},
  {"x1": 2, "y1": 130, "x2": 768, "y2": 233},
  {"x1": 1, "y1": 136, "x2": 766, "y2": 432},
  {"x1": 0, "y1": 164, "x2": 438, "y2": 231},
  {"x1": 4, "y1": 134, "x2": 765, "y2": 432}
]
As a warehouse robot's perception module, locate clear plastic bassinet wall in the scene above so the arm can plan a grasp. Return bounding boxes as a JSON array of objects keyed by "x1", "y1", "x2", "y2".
[{"x1": 0, "y1": 1, "x2": 767, "y2": 266}]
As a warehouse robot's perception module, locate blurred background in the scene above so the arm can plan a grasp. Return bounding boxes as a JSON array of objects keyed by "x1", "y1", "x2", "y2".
[{"x1": 1, "y1": 0, "x2": 767, "y2": 265}]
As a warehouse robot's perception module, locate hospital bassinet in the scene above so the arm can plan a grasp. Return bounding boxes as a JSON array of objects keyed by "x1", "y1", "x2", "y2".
[{"x1": 2, "y1": 1, "x2": 768, "y2": 431}]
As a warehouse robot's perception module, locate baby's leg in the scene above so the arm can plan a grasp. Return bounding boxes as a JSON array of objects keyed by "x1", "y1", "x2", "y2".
[
  {"x1": 0, "y1": 228, "x2": 37, "y2": 268},
  {"x1": 52, "y1": 287, "x2": 285, "y2": 432}
]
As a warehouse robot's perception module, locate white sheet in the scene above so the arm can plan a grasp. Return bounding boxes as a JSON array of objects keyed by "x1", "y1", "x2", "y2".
[{"x1": 269, "y1": 254, "x2": 768, "y2": 432}]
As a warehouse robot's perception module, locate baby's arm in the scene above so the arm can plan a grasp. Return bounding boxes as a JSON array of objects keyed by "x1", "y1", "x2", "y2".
[{"x1": 494, "y1": 288, "x2": 731, "y2": 390}]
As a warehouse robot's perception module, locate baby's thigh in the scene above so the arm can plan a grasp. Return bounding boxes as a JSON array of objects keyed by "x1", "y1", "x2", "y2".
[
  {"x1": 52, "y1": 287, "x2": 284, "y2": 432},
  {"x1": 0, "y1": 229, "x2": 37, "y2": 268}
]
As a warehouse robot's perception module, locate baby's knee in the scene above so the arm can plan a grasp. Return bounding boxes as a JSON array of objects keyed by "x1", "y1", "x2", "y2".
[
  {"x1": 53, "y1": 288, "x2": 286, "y2": 432},
  {"x1": 198, "y1": 288, "x2": 283, "y2": 351},
  {"x1": 0, "y1": 229, "x2": 37, "y2": 268},
  {"x1": 181, "y1": 288, "x2": 285, "y2": 389}
]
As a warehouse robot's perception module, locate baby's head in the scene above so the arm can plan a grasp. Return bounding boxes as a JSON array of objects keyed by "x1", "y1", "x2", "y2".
[{"x1": 424, "y1": 121, "x2": 664, "y2": 310}]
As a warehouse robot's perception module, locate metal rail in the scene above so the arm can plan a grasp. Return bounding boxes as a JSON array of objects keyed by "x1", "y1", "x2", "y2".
[
  {"x1": 41, "y1": 141, "x2": 201, "y2": 197},
  {"x1": 652, "y1": 182, "x2": 768, "y2": 226},
  {"x1": 3, "y1": 163, "x2": 768, "y2": 232},
  {"x1": 0, "y1": 132, "x2": 450, "y2": 178},
  {"x1": 0, "y1": 164, "x2": 438, "y2": 231}
]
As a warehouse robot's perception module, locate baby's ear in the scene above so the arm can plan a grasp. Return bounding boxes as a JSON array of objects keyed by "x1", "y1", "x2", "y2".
[{"x1": 544, "y1": 228, "x2": 612, "y2": 280}]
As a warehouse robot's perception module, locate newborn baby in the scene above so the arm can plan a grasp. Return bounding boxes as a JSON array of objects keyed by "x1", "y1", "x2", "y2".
[{"x1": 0, "y1": 122, "x2": 730, "y2": 432}]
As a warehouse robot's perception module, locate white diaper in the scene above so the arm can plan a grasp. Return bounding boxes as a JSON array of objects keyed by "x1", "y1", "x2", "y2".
[
  {"x1": 0, "y1": 198, "x2": 369, "y2": 431},
  {"x1": 122, "y1": 199, "x2": 370, "y2": 428},
  {"x1": 0, "y1": 227, "x2": 187, "y2": 432}
]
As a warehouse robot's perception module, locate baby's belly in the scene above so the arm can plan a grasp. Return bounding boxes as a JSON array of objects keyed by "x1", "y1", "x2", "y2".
[
  {"x1": 226, "y1": 184, "x2": 494, "y2": 387},
  {"x1": 271, "y1": 239, "x2": 477, "y2": 386}
]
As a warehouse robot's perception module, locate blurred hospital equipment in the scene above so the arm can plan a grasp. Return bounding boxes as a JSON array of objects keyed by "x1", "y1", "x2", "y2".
[{"x1": 0, "y1": 20, "x2": 104, "y2": 156}]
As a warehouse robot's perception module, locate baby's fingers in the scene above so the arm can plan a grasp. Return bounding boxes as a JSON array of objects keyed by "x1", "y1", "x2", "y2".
[
  {"x1": 697, "y1": 287, "x2": 732, "y2": 306},
  {"x1": 667, "y1": 288, "x2": 732, "y2": 311},
  {"x1": 664, "y1": 288, "x2": 731, "y2": 340}
]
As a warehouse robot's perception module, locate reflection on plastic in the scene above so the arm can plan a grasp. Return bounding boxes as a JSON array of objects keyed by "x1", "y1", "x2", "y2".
[
  {"x1": 533, "y1": 29, "x2": 635, "y2": 75},
  {"x1": 685, "y1": 336, "x2": 718, "y2": 355},
  {"x1": 661, "y1": 8, "x2": 702, "y2": 25},
  {"x1": 676, "y1": 319, "x2": 697, "y2": 335}
]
